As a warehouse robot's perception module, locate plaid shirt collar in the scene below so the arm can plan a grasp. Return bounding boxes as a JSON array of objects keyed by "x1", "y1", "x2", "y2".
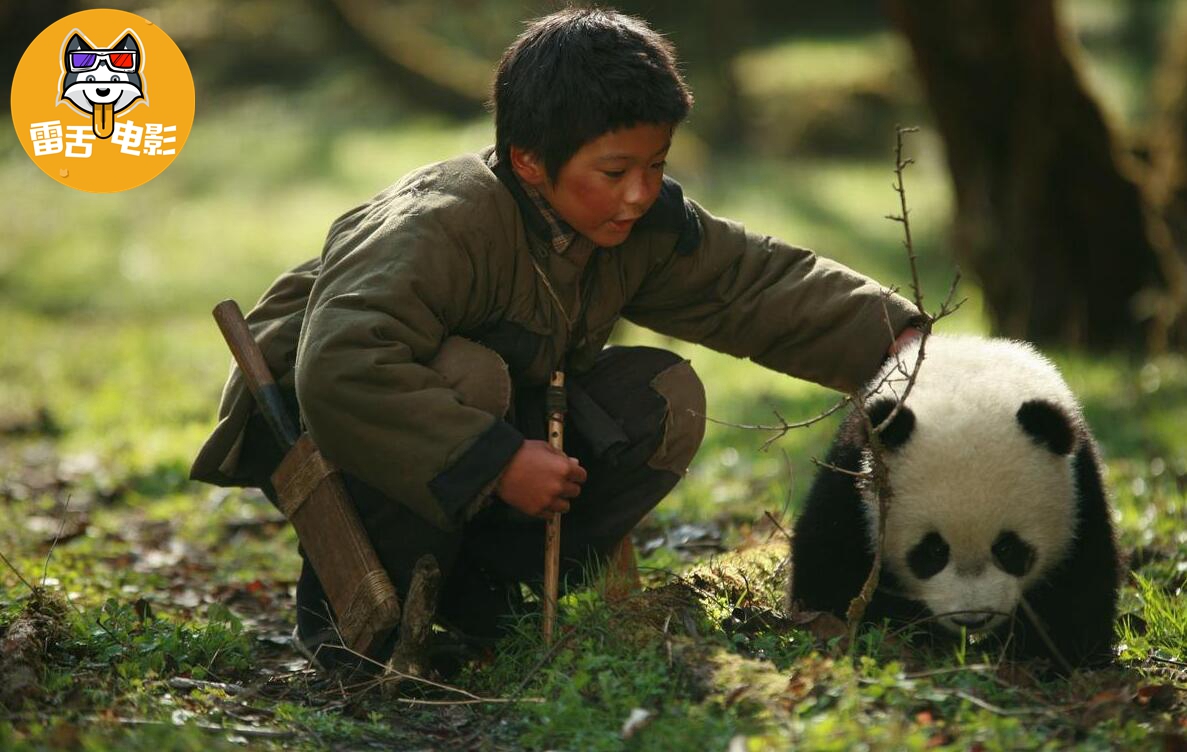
[
  {"x1": 516, "y1": 178, "x2": 581, "y2": 256},
  {"x1": 489, "y1": 150, "x2": 594, "y2": 257}
]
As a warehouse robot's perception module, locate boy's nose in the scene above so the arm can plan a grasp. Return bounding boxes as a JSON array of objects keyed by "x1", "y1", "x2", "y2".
[{"x1": 624, "y1": 173, "x2": 657, "y2": 209}]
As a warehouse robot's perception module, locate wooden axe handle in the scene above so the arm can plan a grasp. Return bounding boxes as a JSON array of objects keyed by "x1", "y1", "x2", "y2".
[{"x1": 212, "y1": 299, "x2": 300, "y2": 450}]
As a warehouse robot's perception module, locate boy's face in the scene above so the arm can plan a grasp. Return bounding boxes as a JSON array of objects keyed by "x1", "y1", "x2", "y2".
[{"x1": 511, "y1": 123, "x2": 672, "y2": 248}]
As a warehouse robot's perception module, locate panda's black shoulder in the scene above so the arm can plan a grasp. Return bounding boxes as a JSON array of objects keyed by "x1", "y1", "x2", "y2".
[{"x1": 634, "y1": 175, "x2": 702, "y2": 255}]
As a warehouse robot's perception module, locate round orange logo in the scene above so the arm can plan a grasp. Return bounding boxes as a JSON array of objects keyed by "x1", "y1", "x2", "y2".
[{"x1": 9, "y1": 9, "x2": 195, "y2": 193}]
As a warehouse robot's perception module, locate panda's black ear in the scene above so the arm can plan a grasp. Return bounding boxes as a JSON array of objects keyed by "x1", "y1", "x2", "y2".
[
  {"x1": 865, "y1": 398, "x2": 915, "y2": 450},
  {"x1": 1016, "y1": 399, "x2": 1076, "y2": 455}
]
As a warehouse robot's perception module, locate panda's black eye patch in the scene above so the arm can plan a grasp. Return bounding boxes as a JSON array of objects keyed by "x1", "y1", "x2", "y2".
[
  {"x1": 992, "y1": 530, "x2": 1035, "y2": 577},
  {"x1": 907, "y1": 531, "x2": 949, "y2": 579}
]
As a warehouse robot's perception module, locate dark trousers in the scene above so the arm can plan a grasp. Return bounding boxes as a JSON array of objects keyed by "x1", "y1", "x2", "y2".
[{"x1": 249, "y1": 346, "x2": 700, "y2": 655}]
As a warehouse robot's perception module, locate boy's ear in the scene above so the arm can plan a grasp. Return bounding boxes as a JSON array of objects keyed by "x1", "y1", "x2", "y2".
[{"x1": 509, "y1": 146, "x2": 547, "y2": 188}]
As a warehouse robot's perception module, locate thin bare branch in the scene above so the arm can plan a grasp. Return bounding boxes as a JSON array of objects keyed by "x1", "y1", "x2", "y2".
[
  {"x1": 810, "y1": 458, "x2": 871, "y2": 480},
  {"x1": 42, "y1": 494, "x2": 72, "y2": 588},
  {"x1": 1017, "y1": 596, "x2": 1074, "y2": 675},
  {"x1": 0, "y1": 549, "x2": 36, "y2": 594},
  {"x1": 696, "y1": 395, "x2": 853, "y2": 452}
]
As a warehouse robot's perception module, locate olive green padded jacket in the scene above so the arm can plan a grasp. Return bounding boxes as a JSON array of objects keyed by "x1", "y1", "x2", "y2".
[{"x1": 191, "y1": 148, "x2": 919, "y2": 531}]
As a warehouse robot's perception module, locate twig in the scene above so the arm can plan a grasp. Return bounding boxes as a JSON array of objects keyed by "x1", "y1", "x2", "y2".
[
  {"x1": 1017, "y1": 597, "x2": 1074, "y2": 675},
  {"x1": 167, "y1": 677, "x2": 247, "y2": 696},
  {"x1": 391, "y1": 695, "x2": 543, "y2": 706},
  {"x1": 100, "y1": 716, "x2": 293, "y2": 739},
  {"x1": 0, "y1": 549, "x2": 36, "y2": 594},
  {"x1": 457, "y1": 628, "x2": 578, "y2": 752},
  {"x1": 763, "y1": 510, "x2": 791, "y2": 542},
  {"x1": 899, "y1": 663, "x2": 997, "y2": 680},
  {"x1": 884, "y1": 126, "x2": 924, "y2": 312},
  {"x1": 10, "y1": 492, "x2": 127, "y2": 650},
  {"x1": 883, "y1": 606, "x2": 1008, "y2": 642},
  {"x1": 950, "y1": 690, "x2": 1041, "y2": 717},
  {"x1": 697, "y1": 394, "x2": 853, "y2": 451},
  {"x1": 42, "y1": 494, "x2": 71, "y2": 587},
  {"x1": 299, "y1": 601, "x2": 489, "y2": 699},
  {"x1": 1146, "y1": 654, "x2": 1187, "y2": 670},
  {"x1": 843, "y1": 125, "x2": 968, "y2": 641},
  {"x1": 810, "y1": 458, "x2": 870, "y2": 480}
]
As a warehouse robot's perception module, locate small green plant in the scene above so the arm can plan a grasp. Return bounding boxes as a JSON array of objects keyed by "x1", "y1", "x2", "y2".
[{"x1": 66, "y1": 599, "x2": 253, "y2": 681}]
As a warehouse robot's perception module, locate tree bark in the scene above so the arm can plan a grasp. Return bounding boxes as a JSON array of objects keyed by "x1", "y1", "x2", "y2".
[
  {"x1": 1146, "y1": 4, "x2": 1187, "y2": 348},
  {"x1": 885, "y1": 0, "x2": 1171, "y2": 350}
]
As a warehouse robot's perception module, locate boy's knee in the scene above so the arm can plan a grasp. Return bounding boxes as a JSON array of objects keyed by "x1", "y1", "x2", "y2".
[
  {"x1": 646, "y1": 358, "x2": 706, "y2": 476},
  {"x1": 428, "y1": 336, "x2": 512, "y2": 418}
]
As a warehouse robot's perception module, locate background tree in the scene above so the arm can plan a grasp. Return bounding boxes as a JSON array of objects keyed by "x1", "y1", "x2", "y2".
[
  {"x1": 1146, "y1": 2, "x2": 1187, "y2": 348},
  {"x1": 885, "y1": 0, "x2": 1184, "y2": 351}
]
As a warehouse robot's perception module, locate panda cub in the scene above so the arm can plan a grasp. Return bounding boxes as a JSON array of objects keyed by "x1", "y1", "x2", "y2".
[{"x1": 789, "y1": 335, "x2": 1119, "y2": 669}]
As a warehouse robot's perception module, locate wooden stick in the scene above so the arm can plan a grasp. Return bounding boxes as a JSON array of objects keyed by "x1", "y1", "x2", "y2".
[{"x1": 542, "y1": 371, "x2": 566, "y2": 646}]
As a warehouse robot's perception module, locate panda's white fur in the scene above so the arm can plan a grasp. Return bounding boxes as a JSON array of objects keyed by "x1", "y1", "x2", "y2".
[{"x1": 860, "y1": 335, "x2": 1082, "y2": 635}]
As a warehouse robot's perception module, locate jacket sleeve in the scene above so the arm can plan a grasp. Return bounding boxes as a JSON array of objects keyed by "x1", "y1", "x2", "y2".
[
  {"x1": 295, "y1": 198, "x2": 523, "y2": 531},
  {"x1": 623, "y1": 199, "x2": 921, "y2": 394}
]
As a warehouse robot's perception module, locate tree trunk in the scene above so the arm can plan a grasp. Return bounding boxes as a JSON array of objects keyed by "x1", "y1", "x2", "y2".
[
  {"x1": 1146, "y1": 4, "x2": 1187, "y2": 349},
  {"x1": 885, "y1": 0, "x2": 1170, "y2": 350}
]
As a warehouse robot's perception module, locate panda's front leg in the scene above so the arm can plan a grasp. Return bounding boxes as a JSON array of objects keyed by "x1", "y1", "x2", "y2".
[
  {"x1": 789, "y1": 437, "x2": 877, "y2": 618},
  {"x1": 1008, "y1": 444, "x2": 1120, "y2": 670}
]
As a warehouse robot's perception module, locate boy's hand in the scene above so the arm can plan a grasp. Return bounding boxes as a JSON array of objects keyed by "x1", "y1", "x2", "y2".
[
  {"x1": 888, "y1": 326, "x2": 923, "y2": 356},
  {"x1": 496, "y1": 440, "x2": 587, "y2": 519}
]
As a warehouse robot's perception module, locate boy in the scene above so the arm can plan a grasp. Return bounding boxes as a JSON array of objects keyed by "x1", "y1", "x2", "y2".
[{"x1": 191, "y1": 8, "x2": 920, "y2": 669}]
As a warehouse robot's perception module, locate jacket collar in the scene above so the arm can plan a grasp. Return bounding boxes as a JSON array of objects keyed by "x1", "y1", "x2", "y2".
[{"x1": 487, "y1": 149, "x2": 594, "y2": 260}]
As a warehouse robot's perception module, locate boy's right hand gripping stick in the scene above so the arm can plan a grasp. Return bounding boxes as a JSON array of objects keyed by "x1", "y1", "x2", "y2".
[{"x1": 543, "y1": 371, "x2": 566, "y2": 646}]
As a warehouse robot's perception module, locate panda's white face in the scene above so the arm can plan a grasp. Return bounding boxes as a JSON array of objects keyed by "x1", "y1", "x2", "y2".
[{"x1": 862, "y1": 337, "x2": 1082, "y2": 635}]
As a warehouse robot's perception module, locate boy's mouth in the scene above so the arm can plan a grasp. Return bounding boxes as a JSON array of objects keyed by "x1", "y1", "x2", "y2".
[{"x1": 608, "y1": 218, "x2": 637, "y2": 232}]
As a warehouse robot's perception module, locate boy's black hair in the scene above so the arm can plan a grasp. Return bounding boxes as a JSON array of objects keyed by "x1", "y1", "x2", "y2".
[{"x1": 492, "y1": 7, "x2": 693, "y2": 182}]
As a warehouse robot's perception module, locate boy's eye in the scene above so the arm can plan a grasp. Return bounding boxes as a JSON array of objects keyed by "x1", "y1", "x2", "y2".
[
  {"x1": 602, "y1": 170, "x2": 625, "y2": 179},
  {"x1": 650, "y1": 160, "x2": 667, "y2": 170}
]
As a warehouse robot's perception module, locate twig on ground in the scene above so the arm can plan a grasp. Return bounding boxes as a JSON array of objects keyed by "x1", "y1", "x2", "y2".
[
  {"x1": 167, "y1": 677, "x2": 248, "y2": 696},
  {"x1": 101, "y1": 716, "x2": 294, "y2": 740},
  {"x1": 456, "y1": 628, "x2": 578, "y2": 751},
  {"x1": 763, "y1": 510, "x2": 791, "y2": 543},
  {"x1": 1146, "y1": 654, "x2": 1187, "y2": 670},
  {"x1": 950, "y1": 690, "x2": 1043, "y2": 718},
  {"x1": 899, "y1": 663, "x2": 997, "y2": 680},
  {"x1": 42, "y1": 494, "x2": 71, "y2": 587},
  {"x1": 0, "y1": 549, "x2": 36, "y2": 594},
  {"x1": 299, "y1": 600, "x2": 527, "y2": 704}
]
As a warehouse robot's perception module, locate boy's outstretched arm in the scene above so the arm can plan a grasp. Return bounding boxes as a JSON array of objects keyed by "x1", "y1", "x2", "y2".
[{"x1": 623, "y1": 197, "x2": 922, "y2": 392}]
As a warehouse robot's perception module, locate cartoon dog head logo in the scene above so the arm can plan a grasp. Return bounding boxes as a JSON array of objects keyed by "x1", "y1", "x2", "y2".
[
  {"x1": 12, "y1": 8, "x2": 194, "y2": 192},
  {"x1": 59, "y1": 30, "x2": 145, "y2": 139}
]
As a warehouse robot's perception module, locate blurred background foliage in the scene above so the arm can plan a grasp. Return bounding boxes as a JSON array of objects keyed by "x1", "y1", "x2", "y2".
[
  {"x1": 1, "y1": 0, "x2": 1184, "y2": 520},
  {"x1": 2, "y1": 0, "x2": 1186, "y2": 348}
]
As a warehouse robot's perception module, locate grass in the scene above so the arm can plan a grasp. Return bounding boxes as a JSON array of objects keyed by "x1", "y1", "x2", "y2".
[{"x1": 2, "y1": 30, "x2": 1186, "y2": 749}]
